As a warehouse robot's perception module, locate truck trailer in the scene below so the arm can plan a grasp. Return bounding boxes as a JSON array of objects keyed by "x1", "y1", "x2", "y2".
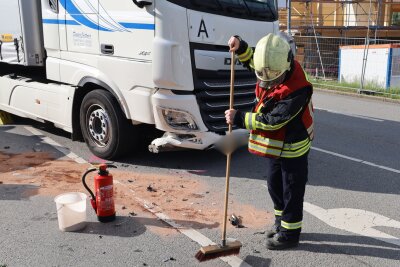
[{"x1": 0, "y1": 0, "x2": 279, "y2": 159}]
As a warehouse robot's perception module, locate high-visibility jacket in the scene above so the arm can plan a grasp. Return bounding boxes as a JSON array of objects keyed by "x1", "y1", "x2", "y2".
[{"x1": 234, "y1": 41, "x2": 314, "y2": 158}]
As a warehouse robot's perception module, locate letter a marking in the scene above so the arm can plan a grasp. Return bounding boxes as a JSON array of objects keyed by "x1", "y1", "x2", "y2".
[{"x1": 197, "y1": 19, "x2": 209, "y2": 38}]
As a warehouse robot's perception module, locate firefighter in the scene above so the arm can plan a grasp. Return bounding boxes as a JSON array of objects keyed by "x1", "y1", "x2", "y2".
[{"x1": 225, "y1": 33, "x2": 314, "y2": 250}]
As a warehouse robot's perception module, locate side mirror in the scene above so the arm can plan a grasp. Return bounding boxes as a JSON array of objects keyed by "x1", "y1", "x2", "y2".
[{"x1": 132, "y1": 0, "x2": 152, "y2": 8}]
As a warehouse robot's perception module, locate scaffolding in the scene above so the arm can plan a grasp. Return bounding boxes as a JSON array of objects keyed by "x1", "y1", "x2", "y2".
[
  {"x1": 282, "y1": 1, "x2": 400, "y2": 90},
  {"x1": 280, "y1": 0, "x2": 400, "y2": 38}
]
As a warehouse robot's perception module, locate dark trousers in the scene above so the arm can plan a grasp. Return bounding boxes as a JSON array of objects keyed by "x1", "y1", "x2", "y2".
[{"x1": 265, "y1": 152, "x2": 309, "y2": 238}]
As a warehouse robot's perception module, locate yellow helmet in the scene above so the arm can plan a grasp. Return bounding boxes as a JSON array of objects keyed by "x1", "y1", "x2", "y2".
[{"x1": 253, "y1": 33, "x2": 292, "y2": 82}]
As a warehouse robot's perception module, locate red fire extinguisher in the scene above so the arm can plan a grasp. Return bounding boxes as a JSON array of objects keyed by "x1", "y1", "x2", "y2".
[{"x1": 82, "y1": 163, "x2": 117, "y2": 222}]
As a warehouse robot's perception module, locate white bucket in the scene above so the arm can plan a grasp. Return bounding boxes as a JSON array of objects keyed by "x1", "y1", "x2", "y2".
[{"x1": 54, "y1": 192, "x2": 87, "y2": 232}]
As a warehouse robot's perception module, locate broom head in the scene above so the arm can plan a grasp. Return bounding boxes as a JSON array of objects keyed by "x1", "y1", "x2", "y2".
[{"x1": 195, "y1": 240, "x2": 242, "y2": 262}]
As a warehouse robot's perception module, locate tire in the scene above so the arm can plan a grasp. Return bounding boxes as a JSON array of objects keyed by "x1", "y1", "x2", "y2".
[{"x1": 80, "y1": 89, "x2": 134, "y2": 159}]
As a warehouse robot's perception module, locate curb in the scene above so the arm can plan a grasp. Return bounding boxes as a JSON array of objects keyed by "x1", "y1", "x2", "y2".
[{"x1": 314, "y1": 88, "x2": 400, "y2": 104}]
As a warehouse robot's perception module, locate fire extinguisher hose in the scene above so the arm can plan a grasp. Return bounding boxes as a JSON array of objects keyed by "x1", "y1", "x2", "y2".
[{"x1": 82, "y1": 168, "x2": 97, "y2": 201}]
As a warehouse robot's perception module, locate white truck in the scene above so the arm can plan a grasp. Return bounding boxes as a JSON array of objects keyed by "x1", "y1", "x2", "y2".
[{"x1": 0, "y1": 0, "x2": 279, "y2": 159}]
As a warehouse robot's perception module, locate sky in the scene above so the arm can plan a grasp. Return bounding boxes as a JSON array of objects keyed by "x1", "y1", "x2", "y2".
[{"x1": 0, "y1": 1, "x2": 22, "y2": 36}]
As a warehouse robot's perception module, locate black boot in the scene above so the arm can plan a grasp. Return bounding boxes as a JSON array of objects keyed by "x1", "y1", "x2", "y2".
[
  {"x1": 266, "y1": 232, "x2": 299, "y2": 250},
  {"x1": 266, "y1": 223, "x2": 279, "y2": 238}
]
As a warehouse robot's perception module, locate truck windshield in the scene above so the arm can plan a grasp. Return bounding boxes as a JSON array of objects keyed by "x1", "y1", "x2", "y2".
[{"x1": 166, "y1": 0, "x2": 278, "y2": 22}]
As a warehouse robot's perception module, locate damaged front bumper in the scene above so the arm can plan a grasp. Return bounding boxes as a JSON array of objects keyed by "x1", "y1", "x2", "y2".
[
  {"x1": 148, "y1": 130, "x2": 249, "y2": 153},
  {"x1": 150, "y1": 89, "x2": 249, "y2": 153}
]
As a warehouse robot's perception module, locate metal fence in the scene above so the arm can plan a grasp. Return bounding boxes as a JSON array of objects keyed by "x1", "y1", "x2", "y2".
[{"x1": 294, "y1": 35, "x2": 400, "y2": 93}]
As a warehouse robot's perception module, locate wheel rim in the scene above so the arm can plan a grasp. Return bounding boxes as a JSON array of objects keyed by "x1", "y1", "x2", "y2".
[{"x1": 86, "y1": 104, "x2": 110, "y2": 147}]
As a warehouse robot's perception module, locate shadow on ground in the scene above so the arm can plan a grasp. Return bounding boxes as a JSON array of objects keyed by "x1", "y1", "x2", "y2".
[
  {"x1": 69, "y1": 215, "x2": 218, "y2": 238},
  {"x1": 0, "y1": 125, "x2": 65, "y2": 174},
  {"x1": 300, "y1": 232, "x2": 400, "y2": 261},
  {"x1": 243, "y1": 255, "x2": 271, "y2": 267},
  {"x1": 0, "y1": 184, "x2": 39, "y2": 200},
  {"x1": 76, "y1": 216, "x2": 146, "y2": 238}
]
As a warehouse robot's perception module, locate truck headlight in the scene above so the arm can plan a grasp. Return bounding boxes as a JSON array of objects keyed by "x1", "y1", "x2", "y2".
[{"x1": 158, "y1": 107, "x2": 198, "y2": 131}]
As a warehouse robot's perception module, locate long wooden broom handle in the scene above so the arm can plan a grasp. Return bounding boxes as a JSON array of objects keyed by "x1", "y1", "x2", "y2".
[
  {"x1": 229, "y1": 52, "x2": 235, "y2": 123},
  {"x1": 222, "y1": 52, "x2": 235, "y2": 246}
]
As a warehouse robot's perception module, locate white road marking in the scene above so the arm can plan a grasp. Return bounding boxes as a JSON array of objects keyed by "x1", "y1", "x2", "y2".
[
  {"x1": 312, "y1": 146, "x2": 400, "y2": 174},
  {"x1": 314, "y1": 107, "x2": 384, "y2": 122},
  {"x1": 25, "y1": 126, "x2": 251, "y2": 267},
  {"x1": 24, "y1": 126, "x2": 87, "y2": 164},
  {"x1": 115, "y1": 180, "x2": 251, "y2": 267},
  {"x1": 304, "y1": 202, "x2": 400, "y2": 247},
  {"x1": 258, "y1": 146, "x2": 400, "y2": 175}
]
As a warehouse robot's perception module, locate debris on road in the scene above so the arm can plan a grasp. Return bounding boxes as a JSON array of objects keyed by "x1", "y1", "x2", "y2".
[
  {"x1": 189, "y1": 170, "x2": 207, "y2": 174},
  {"x1": 163, "y1": 257, "x2": 176, "y2": 262},
  {"x1": 229, "y1": 214, "x2": 240, "y2": 226},
  {"x1": 144, "y1": 203, "x2": 152, "y2": 209},
  {"x1": 0, "y1": 150, "x2": 273, "y2": 234},
  {"x1": 128, "y1": 179, "x2": 134, "y2": 183},
  {"x1": 229, "y1": 214, "x2": 245, "y2": 228},
  {"x1": 147, "y1": 184, "x2": 157, "y2": 192},
  {"x1": 253, "y1": 231, "x2": 265, "y2": 235},
  {"x1": 88, "y1": 155, "x2": 108, "y2": 164},
  {"x1": 3, "y1": 146, "x2": 10, "y2": 149},
  {"x1": 32, "y1": 145, "x2": 42, "y2": 152},
  {"x1": 114, "y1": 219, "x2": 129, "y2": 227},
  {"x1": 190, "y1": 193, "x2": 204, "y2": 199}
]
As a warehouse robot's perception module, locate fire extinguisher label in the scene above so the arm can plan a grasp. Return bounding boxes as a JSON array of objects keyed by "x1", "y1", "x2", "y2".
[{"x1": 97, "y1": 185, "x2": 114, "y2": 213}]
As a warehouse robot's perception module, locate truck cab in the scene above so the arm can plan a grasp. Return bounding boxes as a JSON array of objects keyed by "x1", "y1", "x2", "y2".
[{"x1": 0, "y1": 0, "x2": 279, "y2": 159}]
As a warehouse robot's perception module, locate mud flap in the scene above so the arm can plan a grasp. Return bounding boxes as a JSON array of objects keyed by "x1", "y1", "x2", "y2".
[{"x1": 0, "y1": 111, "x2": 13, "y2": 125}]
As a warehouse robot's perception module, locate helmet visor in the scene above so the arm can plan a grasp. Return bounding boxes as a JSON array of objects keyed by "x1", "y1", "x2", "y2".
[{"x1": 255, "y1": 67, "x2": 284, "y2": 82}]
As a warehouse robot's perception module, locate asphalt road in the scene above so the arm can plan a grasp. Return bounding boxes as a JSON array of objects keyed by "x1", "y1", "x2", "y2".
[{"x1": 1, "y1": 90, "x2": 400, "y2": 267}]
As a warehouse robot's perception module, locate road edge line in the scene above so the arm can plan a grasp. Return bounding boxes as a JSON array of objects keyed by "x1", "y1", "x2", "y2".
[
  {"x1": 312, "y1": 146, "x2": 400, "y2": 174},
  {"x1": 24, "y1": 126, "x2": 86, "y2": 164}
]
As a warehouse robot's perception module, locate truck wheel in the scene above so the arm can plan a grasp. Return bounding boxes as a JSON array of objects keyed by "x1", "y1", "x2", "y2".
[{"x1": 80, "y1": 89, "x2": 133, "y2": 159}]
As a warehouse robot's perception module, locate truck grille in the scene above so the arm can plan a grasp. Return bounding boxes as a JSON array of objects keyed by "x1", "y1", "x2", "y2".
[
  {"x1": 190, "y1": 43, "x2": 257, "y2": 133},
  {"x1": 195, "y1": 74, "x2": 256, "y2": 132}
]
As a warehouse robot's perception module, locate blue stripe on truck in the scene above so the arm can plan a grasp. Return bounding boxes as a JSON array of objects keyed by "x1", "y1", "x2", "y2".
[
  {"x1": 42, "y1": 19, "x2": 80, "y2": 25},
  {"x1": 119, "y1": 22, "x2": 155, "y2": 30},
  {"x1": 43, "y1": 19, "x2": 155, "y2": 30}
]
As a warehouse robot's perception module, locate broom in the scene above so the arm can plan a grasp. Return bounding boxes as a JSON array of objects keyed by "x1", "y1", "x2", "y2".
[{"x1": 195, "y1": 52, "x2": 242, "y2": 262}]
